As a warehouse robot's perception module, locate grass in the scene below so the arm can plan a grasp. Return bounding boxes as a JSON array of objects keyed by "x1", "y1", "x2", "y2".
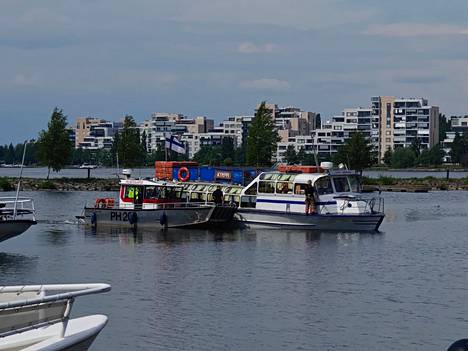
[
  {"x1": 37, "y1": 180, "x2": 57, "y2": 190},
  {"x1": 0, "y1": 177, "x2": 13, "y2": 191}
]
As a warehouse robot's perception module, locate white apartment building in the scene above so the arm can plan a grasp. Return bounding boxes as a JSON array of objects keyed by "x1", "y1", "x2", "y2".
[
  {"x1": 219, "y1": 115, "x2": 253, "y2": 146},
  {"x1": 371, "y1": 96, "x2": 439, "y2": 160},
  {"x1": 73, "y1": 117, "x2": 122, "y2": 150},
  {"x1": 140, "y1": 113, "x2": 214, "y2": 152},
  {"x1": 181, "y1": 131, "x2": 237, "y2": 159}
]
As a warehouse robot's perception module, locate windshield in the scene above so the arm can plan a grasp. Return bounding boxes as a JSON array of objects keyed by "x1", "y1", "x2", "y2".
[{"x1": 333, "y1": 177, "x2": 350, "y2": 193}]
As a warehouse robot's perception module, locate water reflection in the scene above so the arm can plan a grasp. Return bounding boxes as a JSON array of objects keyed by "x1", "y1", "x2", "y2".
[
  {"x1": 0, "y1": 252, "x2": 37, "y2": 276},
  {"x1": 40, "y1": 229, "x2": 70, "y2": 246}
]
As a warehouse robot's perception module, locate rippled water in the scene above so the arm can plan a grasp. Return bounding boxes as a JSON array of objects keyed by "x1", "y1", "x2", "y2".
[{"x1": 1, "y1": 190, "x2": 467, "y2": 350}]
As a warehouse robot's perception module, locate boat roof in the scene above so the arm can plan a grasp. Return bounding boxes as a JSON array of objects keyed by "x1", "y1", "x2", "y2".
[
  {"x1": 120, "y1": 179, "x2": 182, "y2": 187},
  {"x1": 258, "y1": 170, "x2": 359, "y2": 184}
]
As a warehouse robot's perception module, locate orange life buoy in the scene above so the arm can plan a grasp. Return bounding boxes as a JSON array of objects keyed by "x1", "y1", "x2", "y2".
[
  {"x1": 95, "y1": 198, "x2": 107, "y2": 208},
  {"x1": 178, "y1": 167, "x2": 190, "y2": 182}
]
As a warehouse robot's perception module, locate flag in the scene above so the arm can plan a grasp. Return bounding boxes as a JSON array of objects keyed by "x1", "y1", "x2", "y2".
[{"x1": 165, "y1": 135, "x2": 186, "y2": 154}]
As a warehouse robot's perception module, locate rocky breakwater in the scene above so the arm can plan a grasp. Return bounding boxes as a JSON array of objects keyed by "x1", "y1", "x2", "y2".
[{"x1": 0, "y1": 177, "x2": 120, "y2": 192}]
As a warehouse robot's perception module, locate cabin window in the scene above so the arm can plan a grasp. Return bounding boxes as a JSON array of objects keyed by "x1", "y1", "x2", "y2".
[
  {"x1": 276, "y1": 182, "x2": 292, "y2": 194},
  {"x1": 315, "y1": 177, "x2": 334, "y2": 195},
  {"x1": 333, "y1": 177, "x2": 350, "y2": 193},
  {"x1": 348, "y1": 176, "x2": 361, "y2": 192},
  {"x1": 244, "y1": 182, "x2": 258, "y2": 195},
  {"x1": 294, "y1": 183, "x2": 306, "y2": 195},
  {"x1": 258, "y1": 181, "x2": 275, "y2": 194},
  {"x1": 124, "y1": 186, "x2": 142, "y2": 199}
]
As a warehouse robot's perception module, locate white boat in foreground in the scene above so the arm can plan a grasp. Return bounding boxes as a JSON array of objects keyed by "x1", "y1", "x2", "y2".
[
  {"x1": 0, "y1": 283, "x2": 111, "y2": 351},
  {"x1": 0, "y1": 197, "x2": 37, "y2": 242}
]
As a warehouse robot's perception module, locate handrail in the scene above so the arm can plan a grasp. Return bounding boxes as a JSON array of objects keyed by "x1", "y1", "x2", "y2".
[{"x1": 0, "y1": 283, "x2": 111, "y2": 309}]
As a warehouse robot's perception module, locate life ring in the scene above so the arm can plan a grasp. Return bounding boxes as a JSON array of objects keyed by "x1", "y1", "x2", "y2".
[
  {"x1": 178, "y1": 167, "x2": 190, "y2": 182},
  {"x1": 94, "y1": 198, "x2": 107, "y2": 208}
]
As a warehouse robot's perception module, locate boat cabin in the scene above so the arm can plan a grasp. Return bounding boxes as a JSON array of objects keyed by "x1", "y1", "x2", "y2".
[
  {"x1": 119, "y1": 179, "x2": 186, "y2": 209},
  {"x1": 239, "y1": 170, "x2": 365, "y2": 214}
]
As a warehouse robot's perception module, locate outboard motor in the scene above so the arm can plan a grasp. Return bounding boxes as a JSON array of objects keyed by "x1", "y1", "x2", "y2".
[{"x1": 447, "y1": 339, "x2": 468, "y2": 351}]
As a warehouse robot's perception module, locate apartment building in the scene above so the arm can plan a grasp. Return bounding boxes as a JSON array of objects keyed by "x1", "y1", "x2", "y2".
[
  {"x1": 73, "y1": 117, "x2": 122, "y2": 149},
  {"x1": 140, "y1": 113, "x2": 214, "y2": 152},
  {"x1": 219, "y1": 115, "x2": 253, "y2": 146},
  {"x1": 371, "y1": 96, "x2": 439, "y2": 160}
]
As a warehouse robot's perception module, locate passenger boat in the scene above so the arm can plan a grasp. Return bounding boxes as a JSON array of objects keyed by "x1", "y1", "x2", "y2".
[
  {"x1": 234, "y1": 162, "x2": 384, "y2": 231},
  {"x1": 0, "y1": 283, "x2": 110, "y2": 351},
  {"x1": 0, "y1": 197, "x2": 37, "y2": 242},
  {"x1": 82, "y1": 170, "x2": 236, "y2": 228}
]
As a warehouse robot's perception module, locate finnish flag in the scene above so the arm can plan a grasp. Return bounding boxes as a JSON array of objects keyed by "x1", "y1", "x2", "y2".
[{"x1": 165, "y1": 135, "x2": 186, "y2": 154}]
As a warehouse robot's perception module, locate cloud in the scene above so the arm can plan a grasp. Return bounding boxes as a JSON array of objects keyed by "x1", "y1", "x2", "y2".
[
  {"x1": 364, "y1": 23, "x2": 468, "y2": 37},
  {"x1": 12, "y1": 73, "x2": 39, "y2": 87},
  {"x1": 237, "y1": 42, "x2": 276, "y2": 54},
  {"x1": 239, "y1": 78, "x2": 290, "y2": 91}
]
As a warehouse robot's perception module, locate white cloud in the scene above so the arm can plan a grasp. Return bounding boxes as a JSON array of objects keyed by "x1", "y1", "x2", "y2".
[
  {"x1": 364, "y1": 23, "x2": 468, "y2": 37},
  {"x1": 237, "y1": 42, "x2": 276, "y2": 54},
  {"x1": 239, "y1": 78, "x2": 290, "y2": 91},
  {"x1": 12, "y1": 73, "x2": 39, "y2": 87}
]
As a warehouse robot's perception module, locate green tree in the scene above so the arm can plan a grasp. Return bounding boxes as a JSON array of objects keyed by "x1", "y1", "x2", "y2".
[
  {"x1": 221, "y1": 137, "x2": 235, "y2": 161},
  {"x1": 113, "y1": 116, "x2": 145, "y2": 168},
  {"x1": 297, "y1": 147, "x2": 306, "y2": 165},
  {"x1": 391, "y1": 147, "x2": 417, "y2": 168},
  {"x1": 383, "y1": 149, "x2": 393, "y2": 166},
  {"x1": 246, "y1": 101, "x2": 280, "y2": 167},
  {"x1": 37, "y1": 108, "x2": 73, "y2": 178},
  {"x1": 450, "y1": 132, "x2": 465, "y2": 164},
  {"x1": 284, "y1": 145, "x2": 298, "y2": 165},
  {"x1": 193, "y1": 145, "x2": 222, "y2": 166},
  {"x1": 439, "y1": 114, "x2": 451, "y2": 142},
  {"x1": 332, "y1": 132, "x2": 375, "y2": 174},
  {"x1": 410, "y1": 138, "x2": 422, "y2": 157}
]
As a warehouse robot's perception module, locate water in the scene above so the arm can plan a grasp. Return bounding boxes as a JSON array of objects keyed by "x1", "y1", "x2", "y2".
[
  {"x1": 1, "y1": 190, "x2": 468, "y2": 350},
  {"x1": 1, "y1": 167, "x2": 468, "y2": 179}
]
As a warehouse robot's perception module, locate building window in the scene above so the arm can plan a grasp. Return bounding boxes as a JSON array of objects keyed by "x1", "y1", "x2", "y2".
[{"x1": 386, "y1": 103, "x2": 391, "y2": 128}]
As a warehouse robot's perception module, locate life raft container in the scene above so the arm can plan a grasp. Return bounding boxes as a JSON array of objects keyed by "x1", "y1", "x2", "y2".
[{"x1": 178, "y1": 167, "x2": 190, "y2": 182}]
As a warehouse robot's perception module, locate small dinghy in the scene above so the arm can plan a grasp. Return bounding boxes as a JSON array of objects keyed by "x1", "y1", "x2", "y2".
[{"x1": 0, "y1": 283, "x2": 111, "y2": 351}]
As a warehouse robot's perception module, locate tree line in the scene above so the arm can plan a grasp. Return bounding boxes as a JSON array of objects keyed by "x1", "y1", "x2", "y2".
[{"x1": 3, "y1": 106, "x2": 468, "y2": 178}]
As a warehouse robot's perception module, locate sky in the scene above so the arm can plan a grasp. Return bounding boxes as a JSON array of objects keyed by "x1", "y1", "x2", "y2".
[{"x1": 1, "y1": 0, "x2": 468, "y2": 143}]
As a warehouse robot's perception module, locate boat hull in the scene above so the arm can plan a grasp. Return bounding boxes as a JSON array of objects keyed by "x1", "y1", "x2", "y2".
[
  {"x1": 83, "y1": 206, "x2": 214, "y2": 228},
  {"x1": 0, "y1": 220, "x2": 36, "y2": 242},
  {"x1": 234, "y1": 208, "x2": 384, "y2": 231}
]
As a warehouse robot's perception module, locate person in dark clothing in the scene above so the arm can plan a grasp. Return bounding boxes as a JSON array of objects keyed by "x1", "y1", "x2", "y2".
[
  {"x1": 304, "y1": 180, "x2": 316, "y2": 215},
  {"x1": 212, "y1": 186, "x2": 224, "y2": 205}
]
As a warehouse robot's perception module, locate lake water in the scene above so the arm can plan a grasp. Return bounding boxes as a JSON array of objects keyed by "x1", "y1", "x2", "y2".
[
  {"x1": 1, "y1": 190, "x2": 467, "y2": 350},
  {"x1": 1, "y1": 167, "x2": 468, "y2": 180}
]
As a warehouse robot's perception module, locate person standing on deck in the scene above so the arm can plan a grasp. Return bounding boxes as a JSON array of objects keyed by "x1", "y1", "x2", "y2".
[
  {"x1": 304, "y1": 180, "x2": 317, "y2": 215},
  {"x1": 212, "y1": 186, "x2": 224, "y2": 205}
]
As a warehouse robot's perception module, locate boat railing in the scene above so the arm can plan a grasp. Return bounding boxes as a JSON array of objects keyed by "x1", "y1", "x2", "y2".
[
  {"x1": 0, "y1": 197, "x2": 36, "y2": 220},
  {"x1": 0, "y1": 283, "x2": 110, "y2": 338},
  {"x1": 334, "y1": 195, "x2": 384, "y2": 214}
]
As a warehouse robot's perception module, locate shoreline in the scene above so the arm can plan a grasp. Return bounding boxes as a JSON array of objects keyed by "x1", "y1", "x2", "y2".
[{"x1": 1, "y1": 176, "x2": 467, "y2": 192}]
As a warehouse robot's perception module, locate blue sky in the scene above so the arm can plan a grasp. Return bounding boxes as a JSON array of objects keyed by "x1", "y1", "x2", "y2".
[{"x1": 1, "y1": 0, "x2": 468, "y2": 142}]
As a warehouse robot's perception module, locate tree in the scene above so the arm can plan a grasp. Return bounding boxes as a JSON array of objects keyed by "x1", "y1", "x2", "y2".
[
  {"x1": 193, "y1": 145, "x2": 222, "y2": 166},
  {"x1": 37, "y1": 108, "x2": 73, "y2": 178},
  {"x1": 220, "y1": 137, "x2": 235, "y2": 161},
  {"x1": 284, "y1": 145, "x2": 298, "y2": 165},
  {"x1": 439, "y1": 114, "x2": 451, "y2": 142},
  {"x1": 418, "y1": 145, "x2": 443, "y2": 166},
  {"x1": 246, "y1": 101, "x2": 280, "y2": 167},
  {"x1": 383, "y1": 149, "x2": 393, "y2": 166},
  {"x1": 332, "y1": 132, "x2": 374, "y2": 174},
  {"x1": 450, "y1": 132, "x2": 465, "y2": 164},
  {"x1": 391, "y1": 147, "x2": 417, "y2": 168},
  {"x1": 410, "y1": 138, "x2": 422, "y2": 157},
  {"x1": 113, "y1": 116, "x2": 145, "y2": 168},
  {"x1": 297, "y1": 147, "x2": 306, "y2": 164}
]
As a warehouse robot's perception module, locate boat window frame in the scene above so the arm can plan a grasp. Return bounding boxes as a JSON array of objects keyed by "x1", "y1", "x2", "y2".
[
  {"x1": 258, "y1": 181, "x2": 275, "y2": 194},
  {"x1": 332, "y1": 176, "x2": 351, "y2": 193},
  {"x1": 314, "y1": 176, "x2": 334, "y2": 195}
]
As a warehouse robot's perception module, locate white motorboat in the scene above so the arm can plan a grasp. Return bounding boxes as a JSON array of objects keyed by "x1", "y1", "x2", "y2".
[
  {"x1": 0, "y1": 197, "x2": 37, "y2": 242},
  {"x1": 0, "y1": 283, "x2": 111, "y2": 351},
  {"x1": 0, "y1": 141, "x2": 37, "y2": 242},
  {"x1": 234, "y1": 162, "x2": 385, "y2": 231}
]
